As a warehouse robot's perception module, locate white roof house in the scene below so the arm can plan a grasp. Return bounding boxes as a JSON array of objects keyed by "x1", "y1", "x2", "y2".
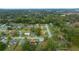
[{"x1": 24, "y1": 32, "x2": 30, "y2": 36}]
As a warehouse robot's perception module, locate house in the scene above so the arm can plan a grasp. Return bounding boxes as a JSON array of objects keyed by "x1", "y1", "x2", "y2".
[
  {"x1": 9, "y1": 30, "x2": 17, "y2": 36},
  {"x1": 27, "y1": 36, "x2": 44, "y2": 45},
  {"x1": 0, "y1": 24, "x2": 8, "y2": 31},
  {"x1": 9, "y1": 39, "x2": 17, "y2": 45},
  {"x1": 1, "y1": 39, "x2": 7, "y2": 44},
  {"x1": 60, "y1": 14, "x2": 66, "y2": 16},
  {"x1": 24, "y1": 32, "x2": 30, "y2": 36},
  {"x1": 0, "y1": 36, "x2": 7, "y2": 44},
  {"x1": 30, "y1": 39, "x2": 37, "y2": 45}
]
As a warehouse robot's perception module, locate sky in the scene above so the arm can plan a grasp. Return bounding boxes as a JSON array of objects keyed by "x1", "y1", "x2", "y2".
[{"x1": 0, "y1": 0, "x2": 79, "y2": 9}]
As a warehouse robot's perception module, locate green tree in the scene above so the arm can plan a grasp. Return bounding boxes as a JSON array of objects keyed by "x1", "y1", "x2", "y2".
[{"x1": 0, "y1": 42, "x2": 7, "y2": 51}]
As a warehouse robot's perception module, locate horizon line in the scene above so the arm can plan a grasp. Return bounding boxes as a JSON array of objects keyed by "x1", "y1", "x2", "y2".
[{"x1": 0, "y1": 8, "x2": 79, "y2": 9}]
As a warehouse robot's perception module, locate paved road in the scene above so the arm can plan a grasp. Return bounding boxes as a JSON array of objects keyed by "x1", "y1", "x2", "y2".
[
  {"x1": 18, "y1": 37, "x2": 25, "y2": 45},
  {"x1": 45, "y1": 24, "x2": 52, "y2": 38}
]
